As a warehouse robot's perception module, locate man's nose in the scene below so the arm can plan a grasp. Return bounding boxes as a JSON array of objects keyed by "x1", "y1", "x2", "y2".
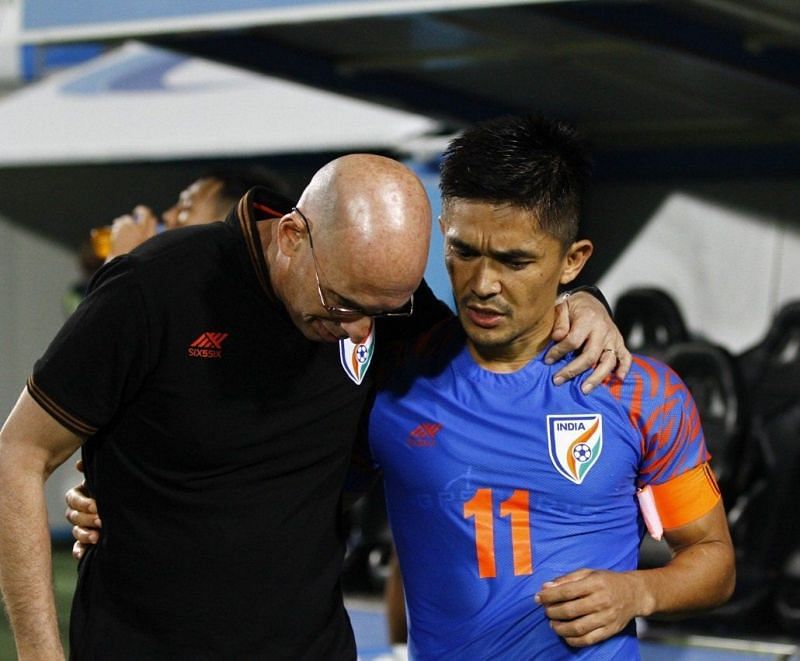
[
  {"x1": 471, "y1": 258, "x2": 502, "y2": 297},
  {"x1": 338, "y1": 316, "x2": 373, "y2": 344}
]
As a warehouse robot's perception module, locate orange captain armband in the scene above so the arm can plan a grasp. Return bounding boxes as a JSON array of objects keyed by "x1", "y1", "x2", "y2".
[{"x1": 649, "y1": 463, "x2": 721, "y2": 531}]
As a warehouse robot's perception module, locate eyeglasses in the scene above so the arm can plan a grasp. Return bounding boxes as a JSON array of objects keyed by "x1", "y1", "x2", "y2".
[{"x1": 292, "y1": 207, "x2": 415, "y2": 319}]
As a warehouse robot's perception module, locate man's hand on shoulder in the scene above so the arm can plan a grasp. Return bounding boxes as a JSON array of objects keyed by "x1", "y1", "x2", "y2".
[{"x1": 546, "y1": 290, "x2": 631, "y2": 393}]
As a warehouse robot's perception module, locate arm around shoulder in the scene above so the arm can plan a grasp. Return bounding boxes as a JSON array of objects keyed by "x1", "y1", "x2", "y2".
[
  {"x1": 547, "y1": 287, "x2": 632, "y2": 391},
  {"x1": 0, "y1": 388, "x2": 85, "y2": 660}
]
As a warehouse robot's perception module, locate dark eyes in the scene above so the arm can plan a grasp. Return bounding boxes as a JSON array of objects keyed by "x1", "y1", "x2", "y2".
[
  {"x1": 451, "y1": 244, "x2": 478, "y2": 259},
  {"x1": 449, "y1": 243, "x2": 531, "y2": 270}
]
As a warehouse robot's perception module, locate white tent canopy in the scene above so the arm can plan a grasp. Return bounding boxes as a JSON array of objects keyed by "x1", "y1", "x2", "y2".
[
  {"x1": 0, "y1": 40, "x2": 441, "y2": 166},
  {"x1": 598, "y1": 191, "x2": 800, "y2": 354}
]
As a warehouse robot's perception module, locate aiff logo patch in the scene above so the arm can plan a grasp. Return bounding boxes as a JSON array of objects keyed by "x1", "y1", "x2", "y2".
[{"x1": 546, "y1": 414, "x2": 603, "y2": 484}]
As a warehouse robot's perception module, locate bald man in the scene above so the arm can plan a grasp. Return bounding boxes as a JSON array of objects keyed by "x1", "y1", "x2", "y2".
[{"x1": 0, "y1": 155, "x2": 625, "y2": 660}]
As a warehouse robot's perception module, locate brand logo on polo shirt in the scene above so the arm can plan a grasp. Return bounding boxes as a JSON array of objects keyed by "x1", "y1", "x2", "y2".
[
  {"x1": 407, "y1": 422, "x2": 442, "y2": 448},
  {"x1": 187, "y1": 332, "x2": 229, "y2": 359}
]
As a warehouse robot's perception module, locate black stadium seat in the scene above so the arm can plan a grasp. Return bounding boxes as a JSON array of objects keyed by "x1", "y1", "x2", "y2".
[
  {"x1": 695, "y1": 300, "x2": 800, "y2": 635},
  {"x1": 613, "y1": 287, "x2": 691, "y2": 359},
  {"x1": 663, "y1": 341, "x2": 749, "y2": 509},
  {"x1": 739, "y1": 301, "x2": 800, "y2": 635}
]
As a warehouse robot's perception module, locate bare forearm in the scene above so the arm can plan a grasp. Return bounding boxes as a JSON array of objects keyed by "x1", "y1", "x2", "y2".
[
  {"x1": 0, "y1": 464, "x2": 65, "y2": 660},
  {"x1": 632, "y1": 538, "x2": 735, "y2": 618},
  {"x1": 537, "y1": 504, "x2": 735, "y2": 647},
  {"x1": 537, "y1": 543, "x2": 734, "y2": 648},
  {"x1": 0, "y1": 390, "x2": 84, "y2": 659}
]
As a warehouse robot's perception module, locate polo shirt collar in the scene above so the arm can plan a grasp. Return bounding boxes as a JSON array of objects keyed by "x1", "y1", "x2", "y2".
[{"x1": 227, "y1": 186, "x2": 295, "y2": 302}]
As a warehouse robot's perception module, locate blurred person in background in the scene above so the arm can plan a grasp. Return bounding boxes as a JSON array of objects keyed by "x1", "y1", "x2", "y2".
[
  {"x1": 100, "y1": 165, "x2": 291, "y2": 261},
  {"x1": 68, "y1": 167, "x2": 289, "y2": 316}
]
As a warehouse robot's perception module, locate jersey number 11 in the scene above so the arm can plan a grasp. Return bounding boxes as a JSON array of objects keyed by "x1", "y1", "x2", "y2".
[{"x1": 463, "y1": 488, "x2": 533, "y2": 579}]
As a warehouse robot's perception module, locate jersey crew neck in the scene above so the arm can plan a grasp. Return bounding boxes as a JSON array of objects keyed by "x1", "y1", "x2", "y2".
[{"x1": 451, "y1": 336, "x2": 568, "y2": 391}]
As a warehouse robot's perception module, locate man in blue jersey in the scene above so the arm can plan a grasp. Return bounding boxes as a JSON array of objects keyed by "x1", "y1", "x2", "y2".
[{"x1": 369, "y1": 115, "x2": 735, "y2": 659}]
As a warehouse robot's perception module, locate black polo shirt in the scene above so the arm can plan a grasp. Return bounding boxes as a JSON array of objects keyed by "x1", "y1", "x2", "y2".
[{"x1": 29, "y1": 188, "x2": 447, "y2": 660}]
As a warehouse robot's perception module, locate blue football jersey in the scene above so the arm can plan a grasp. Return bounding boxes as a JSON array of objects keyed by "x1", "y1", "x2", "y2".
[{"x1": 369, "y1": 320, "x2": 711, "y2": 660}]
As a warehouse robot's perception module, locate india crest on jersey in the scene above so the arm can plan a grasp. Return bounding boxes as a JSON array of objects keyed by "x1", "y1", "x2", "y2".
[
  {"x1": 339, "y1": 323, "x2": 375, "y2": 385},
  {"x1": 546, "y1": 414, "x2": 603, "y2": 484}
]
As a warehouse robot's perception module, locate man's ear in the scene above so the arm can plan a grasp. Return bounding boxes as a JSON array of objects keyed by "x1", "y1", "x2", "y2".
[
  {"x1": 275, "y1": 212, "x2": 306, "y2": 257},
  {"x1": 559, "y1": 239, "x2": 593, "y2": 286}
]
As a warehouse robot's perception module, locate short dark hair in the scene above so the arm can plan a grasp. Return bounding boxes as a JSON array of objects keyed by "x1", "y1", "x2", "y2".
[
  {"x1": 202, "y1": 166, "x2": 292, "y2": 205},
  {"x1": 439, "y1": 115, "x2": 592, "y2": 245}
]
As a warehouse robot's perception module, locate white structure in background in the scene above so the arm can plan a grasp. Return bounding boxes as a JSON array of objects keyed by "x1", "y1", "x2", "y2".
[
  {"x1": 0, "y1": 40, "x2": 439, "y2": 165},
  {"x1": 0, "y1": 0, "x2": 21, "y2": 85},
  {"x1": 598, "y1": 192, "x2": 800, "y2": 354}
]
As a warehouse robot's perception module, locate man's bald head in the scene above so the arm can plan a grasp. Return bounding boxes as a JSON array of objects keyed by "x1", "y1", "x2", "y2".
[
  {"x1": 296, "y1": 154, "x2": 431, "y2": 298},
  {"x1": 299, "y1": 154, "x2": 431, "y2": 276},
  {"x1": 268, "y1": 154, "x2": 433, "y2": 343}
]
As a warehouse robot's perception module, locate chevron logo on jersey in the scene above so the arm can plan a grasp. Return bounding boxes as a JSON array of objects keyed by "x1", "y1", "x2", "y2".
[
  {"x1": 338, "y1": 323, "x2": 375, "y2": 385},
  {"x1": 187, "y1": 332, "x2": 229, "y2": 359},
  {"x1": 546, "y1": 414, "x2": 603, "y2": 484}
]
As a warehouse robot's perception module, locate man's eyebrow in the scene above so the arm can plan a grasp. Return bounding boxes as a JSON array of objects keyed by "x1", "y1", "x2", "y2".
[
  {"x1": 322, "y1": 286, "x2": 360, "y2": 309},
  {"x1": 322, "y1": 285, "x2": 373, "y2": 312},
  {"x1": 335, "y1": 293, "x2": 364, "y2": 309},
  {"x1": 449, "y1": 236, "x2": 537, "y2": 261},
  {"x1": 448, "y1": 237, "x2": 476, "y2": 252}
]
